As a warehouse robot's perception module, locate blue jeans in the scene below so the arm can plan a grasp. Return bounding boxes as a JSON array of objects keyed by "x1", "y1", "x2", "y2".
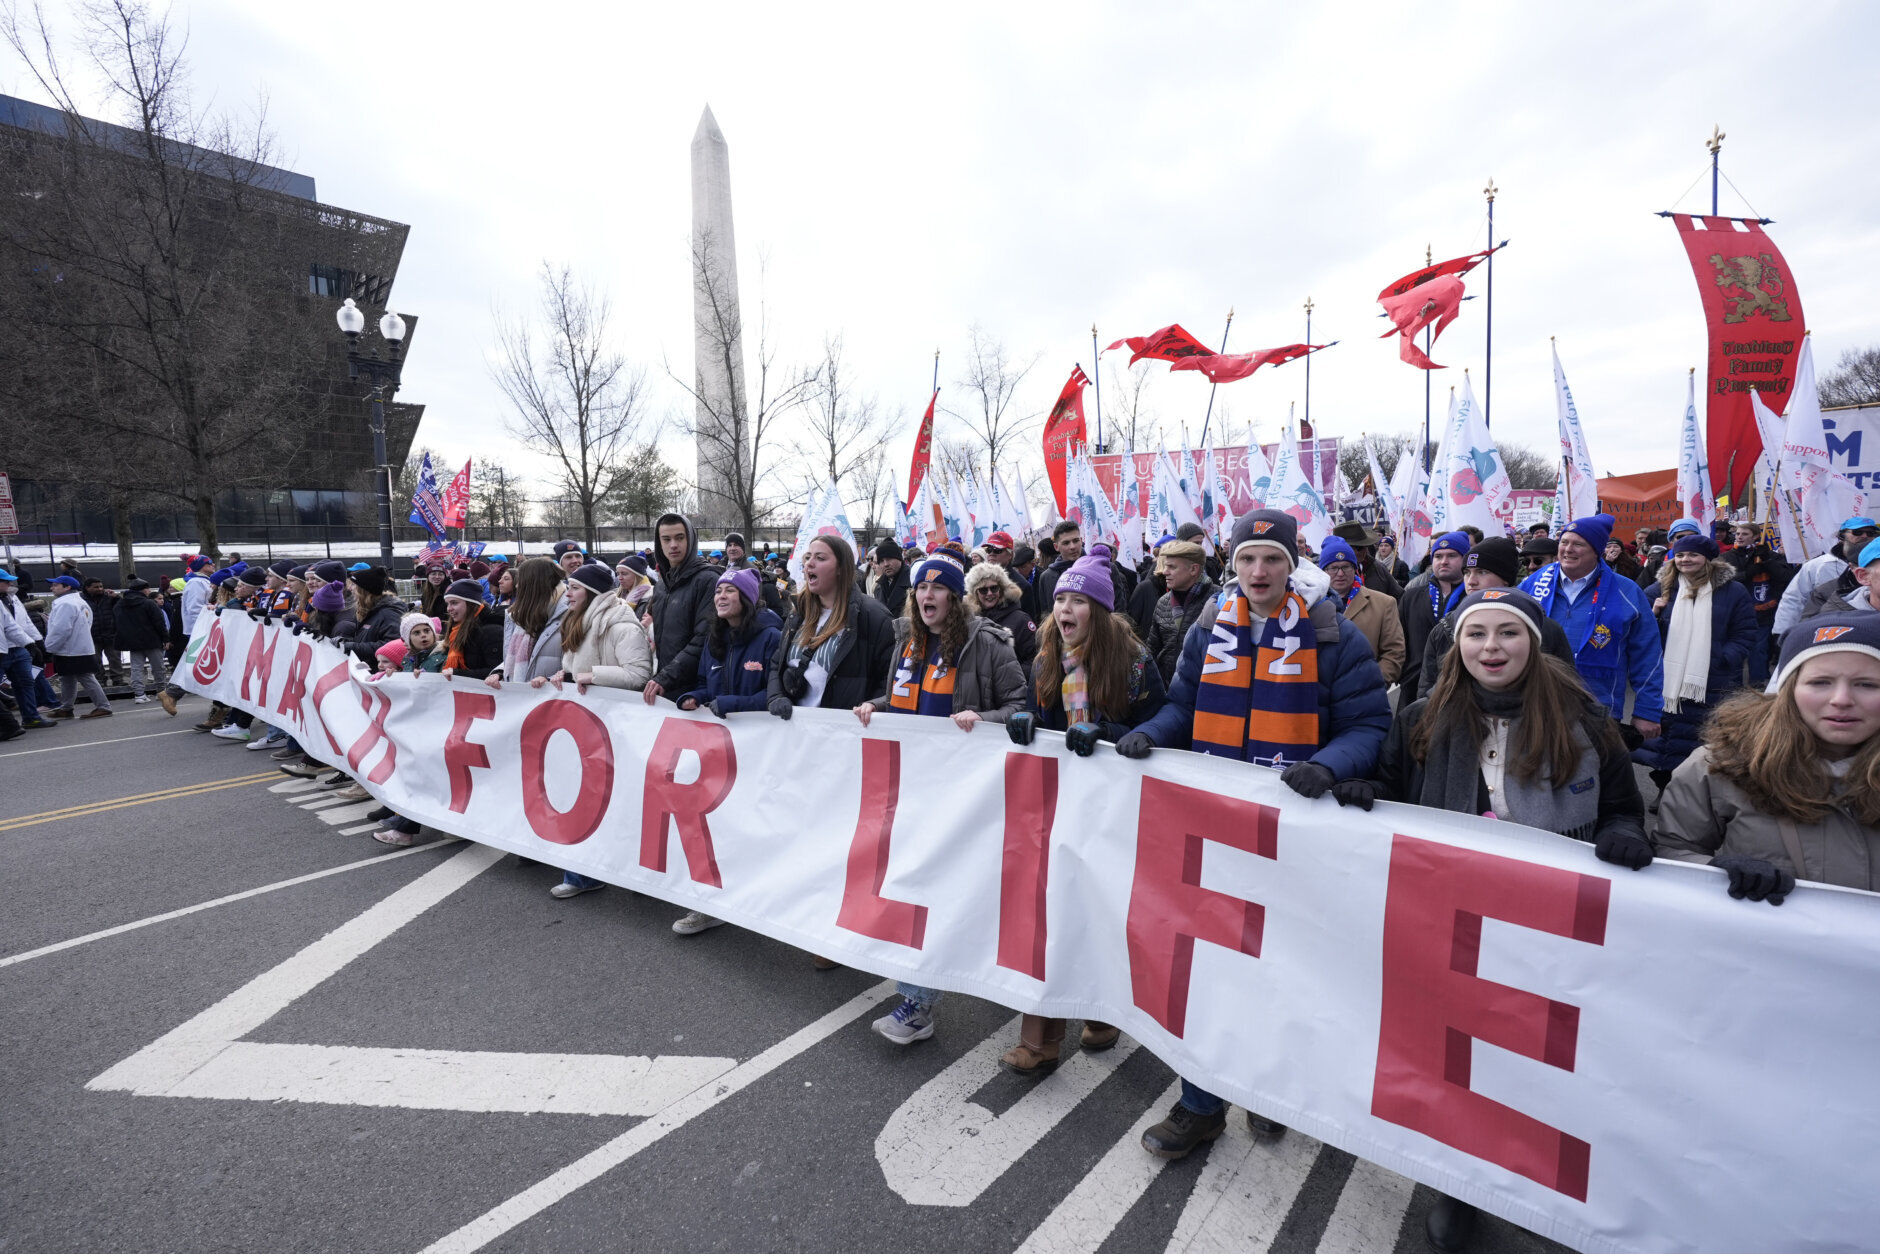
[
  {"x1": 1179, "y1": 1079, "x2": 1225, "y2": 1116},
  {"x1": 896, "y1": 982, "x2": 943, "y2": 1008},
  {"x1": 3, "y1": 646, "x2": 40, "y2": 722},
  {"x1": 561, "y1": 872, "x2": 603, "y2": 890}
]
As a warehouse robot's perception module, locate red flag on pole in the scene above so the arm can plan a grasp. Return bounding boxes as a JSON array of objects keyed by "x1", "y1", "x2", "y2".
[
  {"x1": 908, "y1": 389, "x2": 937, "y2": 503},
  {"x1": 1375, "y1": 245, "x2": 1501, "y2": 301},
  {"x1": 1377, "y1": 276, "x2": 1466, "y2": 369},
  {"x1": 1667, "y1": 215, "x2": 1807, "y2": 500},
  {"x1": 1041, "y1": 366, "x2": 1091, "y2": 513},
  {"x1": 441, "y1": 459, "x2": 472, "y2": 529},
  {"x1": 1169, "y1": 343, "x2": 1327, "y2": 383},
  {"x1": 1105, "y1": 324, "x2": 1214, "y2": 366}
]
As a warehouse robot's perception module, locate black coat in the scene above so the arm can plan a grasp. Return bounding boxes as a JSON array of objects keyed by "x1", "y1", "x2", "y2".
[
  {"x1": 349, "y1": 596, "x2": 410, "y2": 666},
  {"x1": 767, "y1": 588, "x2": 896, "y2": 712},
  {"x1": 113, "y1": 591, "x2": 169, "y2": 652},
  {"x1": 1034, "y1": 556, "x2": 1127, "y2": 621},
  {"x1": 1397, "y1": 572, "x2": 1466, "y2": 704},
  {"x1": 979, "y1": 600, "x2": 1037, "y2": 669},
  {"x1": 443, "y1": 604, "x2": 506, "y2": 680},
  {"x1": 82, "y1": 589, "x2": 117, "y2": 646},
  {"x1": 1145, "y1": 577, "x2": 1219, "y2": 685},
  {"x1": 650, "y1": 514, "x2": 721, "y2": 696},
  {"x1": 874, "y1": 565, "x2": 911, "y2": 620},
  {"x1": 1126, "y1": 571, "x2": 1165, "y2": 636}
]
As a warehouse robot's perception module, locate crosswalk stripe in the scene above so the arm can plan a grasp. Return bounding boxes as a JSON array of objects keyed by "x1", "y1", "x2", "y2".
[
  {"x1": 1012, "y1": 1079, "x2": 1183, "y2": 1254},
  {"x1": 1317, "y1": 1156, "x2": 1417, "y2": 1253}
]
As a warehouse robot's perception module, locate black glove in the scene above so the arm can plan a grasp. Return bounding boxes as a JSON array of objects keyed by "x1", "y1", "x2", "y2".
[
  {"x1": 1280, "y1": 761, "x2": 1335, "y2": 799},
  {"x1": 1594, "y1": 830, "x2": 1654, "y2": 871},
  {"x1": 1713, "y1": 854, "x2": 1795, "y2": 905},
  {"x1": 767, "y1": 695, "x2": 794, "y2": 720},
  {"x1": 1005, "y1": 711, "x2": 1036, "y2": 747},
  {"x1": 708, "y1": 697, "x2": 728, "y2": 719},
  {"x1": 1329, "y1": 778, "x2": 1375, "y2": 810},
  {"x1": 1114, "y1": 731, "x2": 1154, "y2": 759},
  {"x1": 1064, "y1": 722, "x2": 1101, "y2": 758}
]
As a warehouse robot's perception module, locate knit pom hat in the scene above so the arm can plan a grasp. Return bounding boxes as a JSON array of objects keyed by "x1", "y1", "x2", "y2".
[
  {"x1": 398, "y1": 612, "x2": 434, "y2": 644},
  {"x1": 375, "y1": 639, "x2": 409, "y2": 669},
  {"x1": 912, "y1": 551, "x2": 967, "y2": 597},
  {"x1": 1770, "y1": 613, "x2": 1880, "y2": 693},
  {"x1": 1227, "y1": 510, "x2": 1299, "y2": 570},
  {"x1": 1464, "y1": 536, "x2": 1521, "y2": 586},
  {"x1": 1052, "y1": 554, "x2": 1114, "y2": 611},
  {"x1": 569, "y1": 563, "x2": 615, "y2": 595},
  {"x1": 717, "y1": 567, "x2": 760, "y2": 607},
  {"x1": 187, "y1": 554, "x2": 213, "y2": 572},
  {"x1": 444, "y1": 579, "x2": 485, "y2": 603},
  {"x1": 1452, "y1": 587, "x2": 1547, "y2": 645}
]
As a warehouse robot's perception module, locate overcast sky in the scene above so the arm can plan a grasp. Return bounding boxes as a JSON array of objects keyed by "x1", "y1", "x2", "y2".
[{"x1": 9, "y1": 1, "x2": 1879, "y2": 506}]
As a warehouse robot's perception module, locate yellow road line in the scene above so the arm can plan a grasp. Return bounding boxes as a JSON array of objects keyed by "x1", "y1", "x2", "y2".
[{"x1": 0, "y1": 772, "x2": 279, "y2": 832}]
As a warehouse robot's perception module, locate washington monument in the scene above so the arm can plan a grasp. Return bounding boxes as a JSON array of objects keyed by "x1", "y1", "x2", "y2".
[{"x1": 690, "y1": 105, "x2": 747, "y2": 528}]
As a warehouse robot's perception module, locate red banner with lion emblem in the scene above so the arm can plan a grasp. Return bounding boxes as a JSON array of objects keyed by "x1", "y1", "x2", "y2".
[{"x1": 1670, "y1": 216, "x2": 1807, "y2": 501}]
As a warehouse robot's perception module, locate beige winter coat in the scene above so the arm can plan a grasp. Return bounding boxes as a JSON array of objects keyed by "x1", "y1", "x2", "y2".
[
  {"x1": 560, "y1": 590, "x2": 654, "y2": 691},
  {"x1": 1653, "y1": 745, "x2": 1880, "y2": 891}
]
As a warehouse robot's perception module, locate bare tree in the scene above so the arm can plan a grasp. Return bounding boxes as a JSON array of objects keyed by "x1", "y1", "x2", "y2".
[
  {"x1": 0, "y1": 0, "x2": 358, "y2": 558},
  {"x1": 792, "y1": 335, "x2": 894, "y2": 486},
  {"x1": 947, "y1": 324, "x2": 1039, "y2": 476},
  {"x1": 471, "y1": 459, "x2": 529, "y2": 541},
  {"x1": 1497, "y1": 440, "x2": 1557, "y2": 490},
  {"x1": 846, "y1": 444, "x2": 895, "y2": 542},
  {"x1": 1102, "y1": 357, "x2": 1161, "y2": 451},
  {"x1": 491, "y1": 263, "x2": 651, "y2": 551},
  {"x1": 1821, "y1": 345, "x2": 1880, "y2": 408}
]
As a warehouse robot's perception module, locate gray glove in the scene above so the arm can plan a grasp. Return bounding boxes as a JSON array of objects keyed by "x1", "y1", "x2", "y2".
[
  {"x1": 1005, "y1": 711, "x2": 1036, "y2": 746},
  {"x1": 1114, "y1": 731, "x2": 1154, "y2": 759},
  {"x1": 708, "y1": 696, "x2": 728, "y2": 719},
  {"x1": 767, "y1": 695, "x2": 794, "y2": 720},
  {"x1": 1064, "y1": 722, "x2": 1101, "y2": 757}
]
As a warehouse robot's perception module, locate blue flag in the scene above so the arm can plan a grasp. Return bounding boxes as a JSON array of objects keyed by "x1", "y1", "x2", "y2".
[{"x1": 408, "y1": 453, "x2": 447, "y2": 538}]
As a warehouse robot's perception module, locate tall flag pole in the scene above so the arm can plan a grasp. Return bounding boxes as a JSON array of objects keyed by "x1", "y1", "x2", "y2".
[
  {"x1": 1424, "y1": 245, "x2": 1432, "y2": 470},
  {"x1": 1709, "y1": 124, "x2": 1724, "y2": 216},
  {"x1": 1484, "y1": 178, "x2": 1498, "y2": 426},
  {"x1": 1302, "y1": 297, "x2": 1314, "y2": 434},
  {"x1": 1091, "y1": 325, "x2": 1104, "y2": 451},
  {"x1": 1196, "y1": 308, "x2": 1234, "y2": 446}
]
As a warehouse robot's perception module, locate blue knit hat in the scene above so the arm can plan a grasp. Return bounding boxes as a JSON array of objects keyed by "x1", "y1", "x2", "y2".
[
  {"x1": 912, "y1": 550, "x2": 967, "y2": 597},
  {"x1": 1562, "y1": 515, "x2": 1612, "y2": 554},
  {"x1": 1318, "y1": 538, "x2": 1359, "y2": 569},
  {"x1": 1432, "y1": 531, "x2": 1472, "y2": 558}
]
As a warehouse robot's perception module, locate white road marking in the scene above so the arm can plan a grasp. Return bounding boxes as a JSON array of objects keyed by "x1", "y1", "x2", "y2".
[
  {"x1": 0, "y1": 728, "x2": 193, "y2": 758},
  {"x1": 876, "y1": 1018, "x2": 1141, "y2": 1207},
  {"x1": 1164, "y1": 1115, "x2": 1322, "y2": 1253},
  {"x1": 299, "y1": 794, "x2": 351, "y2": 809},
  {"x1": 315, "y1": 801, "x2": 381, "y2": 826},
  {"x1": 0, "y1": 840, "x2": 461, "y2": 968},
  {"x1": 89, "y1": 843, "x2": 507, "y2": 1094},
  {"x1": 417, "y1": 979, "x2": 899, "y2": 1254},
  {"x1": 1317, "y1": 1157, "x2": 1416, "y2": 1253},
  {"x1": 163, "y1": 1042, "x2": 736, "y2": 1116},
  {"x1": 269, "y1": 778, "x2": 324, "y2": 795},
  {"x1": 1012, "y1": 1079, "x2": 1183, "y2": 1254},
  {"x1": 339, "y1": 823, "x2": 383, "y2": 836}
]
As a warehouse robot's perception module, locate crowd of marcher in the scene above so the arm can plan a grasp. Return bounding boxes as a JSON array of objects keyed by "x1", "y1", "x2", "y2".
[{"x1": 4, "y1": 506, "x2": 1876, "y2": 1253}]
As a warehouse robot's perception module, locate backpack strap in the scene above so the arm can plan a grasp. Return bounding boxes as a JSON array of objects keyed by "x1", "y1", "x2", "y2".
[{"x1": 1776, "y1": 818, "x2": 1810, "y2": 882}]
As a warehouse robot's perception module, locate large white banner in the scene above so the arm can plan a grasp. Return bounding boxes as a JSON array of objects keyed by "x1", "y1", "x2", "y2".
[{"x1": 180, "y1": 610, "x2": 1880, "y2": 1254}]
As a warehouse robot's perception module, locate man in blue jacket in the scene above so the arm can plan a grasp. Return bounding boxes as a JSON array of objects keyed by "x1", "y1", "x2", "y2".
[
  {"x1": 1126, "y1": 509, "x2": 1392, "y2": 1159},
  {"x1": 1519, "y1": 514, "x2": 1663, "y2": 743}
]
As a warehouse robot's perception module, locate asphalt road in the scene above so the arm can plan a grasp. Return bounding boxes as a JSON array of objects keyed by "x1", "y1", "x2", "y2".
[{"x1": 1, "y1": 695, "x2": 1573, "y2": 1254}]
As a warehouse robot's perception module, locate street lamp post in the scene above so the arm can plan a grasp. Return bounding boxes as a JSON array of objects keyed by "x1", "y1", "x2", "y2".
[{"x1": 336, "y1": 297, "x2": 405, "y2": 570}]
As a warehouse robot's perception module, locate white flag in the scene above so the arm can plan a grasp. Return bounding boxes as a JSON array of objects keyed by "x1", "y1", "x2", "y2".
[
  {"x1": 1676, "y1": 372, "x2": 1717, "y2": 531},
  {"x1": 1365, "y1": 435, "x2": 1398, "y2": 539},
  {"x1": 1269, "y1": 423, "x2": 1334, "y2": 551},
  {"x1": 1244, "y1": 430, "x2": 1275, "y2": 512},
  {"x1": 1422, "y1": 390, "x2": 1458, "y2": 539},
  {"x1": 1778, "y1": 340, "x2": 1868, "y2": 555},
  {"x1": 1441, "y1": 375, "x2": 1513, "y2": 536},
  {"x1": 788, "y1": 482, "x2": 855, "y2": 585},
  {"x1": 1552, "y1": 342, "x2": 1601, "y2": 523},
  {"x1": 1387, "y1": 440, "x2": 1422, "y2": 557}
]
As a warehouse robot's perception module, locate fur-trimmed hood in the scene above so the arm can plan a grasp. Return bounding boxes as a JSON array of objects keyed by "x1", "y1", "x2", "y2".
[{"x1": 964, "y1": 561, "x2": 1023, "y2": 605}]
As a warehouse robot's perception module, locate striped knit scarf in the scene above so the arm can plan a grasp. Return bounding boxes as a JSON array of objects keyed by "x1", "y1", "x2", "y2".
[
  {"x1": 1191, "y1": 585, "x2": 1320, "y2": 766},
  {"x1": 1059, "y1": 648, "x2": 1091, "y2": 726}
]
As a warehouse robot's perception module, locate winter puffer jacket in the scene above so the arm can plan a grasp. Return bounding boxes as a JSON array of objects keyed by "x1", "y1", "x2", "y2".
[
  {"x1": 347, "y1": 595, "x2": 410, "y2": 667},
  {"x1": 559, "y1": 590, "x2": 654, "y2": 690},
  {"x1": 649, "y1": 513, "x2": 721, "y2": 696},
  {"x1": 767, "y1": 588, "x2": 897, "y2": 712},
  {"x1": 1632, "y1": 561, "x2": 1760, "y2": 775},
  {"x1": 499, "y1": 605, "x2": 566, "y2": 682},
  {"x1": 442, "y1": 604, "x2": 506, "y2": 680},
  {"x1": 866, "y1": 615, "x2": 1027, "y2": 722},
  {"x1": 681, "y1": 607, "x2": 783, "y2": 713},
  {"x1": 82, "y1": 588, "x2": 118, "y2": 647},
  {"x1": 1145, "y1": 576, "x2": 1218, "y2": 685},
  {"x1": 1397, "y1": 571, "x2": 1467, "y2": 704},
  {"x1": 113, "y1": 591, "x2": 169, "y2": 652},
  {"x1": 1133, "y1": 563, "x2": 1392, "y2": 782},
  {"x1": 1655, "y1": 746, "x2": 1880, "y2": 891}
]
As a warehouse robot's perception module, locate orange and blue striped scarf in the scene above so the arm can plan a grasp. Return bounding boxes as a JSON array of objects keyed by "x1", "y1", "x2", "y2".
[
  {"x1": 888, "y1": 639, "x2": 956, "y2": 717},
  {"x1": 1191, "y1": 585, "x2": 1320, "y2": 766}
]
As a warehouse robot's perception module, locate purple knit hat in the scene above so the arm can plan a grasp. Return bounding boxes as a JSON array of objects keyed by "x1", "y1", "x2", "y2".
[
  {"x1": 311, "y1": 581, "x2": 344, "y2": 613},
  {"x1": 717, "y1": 567, "x2": 760, "y2": 607},
  {"x1": 1052, "y1": 554, "x2": 1114, "y2": 612}
]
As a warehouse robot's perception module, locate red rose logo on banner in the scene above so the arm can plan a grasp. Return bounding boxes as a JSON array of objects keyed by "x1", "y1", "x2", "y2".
[{"x1": 191, "y1": 617, "x2": 228, "y2": 685}]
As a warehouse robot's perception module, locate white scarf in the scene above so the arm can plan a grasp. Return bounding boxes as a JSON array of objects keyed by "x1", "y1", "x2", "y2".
[{"x1": 1661, "y1": 574, "x2": 1714, "y2": 714}]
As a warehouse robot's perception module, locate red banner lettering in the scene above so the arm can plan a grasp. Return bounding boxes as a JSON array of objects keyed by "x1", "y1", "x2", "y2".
[
  {"x1": 308, "y1": 662, "x2": 355, "y2": 755},
  {"x1": 275, "y1": 641, "x2": 314, "y2": 727},
  {"x1": 345, "y1": 686, "x2": 398, "y2": 785},
  {"x1": 836, "y1": 738, "x2": 927, "y2": 949},
  {"x1": 1370, "y1": 834, "x2": 1608, "y2": 1200},
  {"x1": 1126, "y1": 778, "x2": 1278, "y2": 1036},
  {"x1": 239, "y1": 621, "x2": 280, "y2": 705},
  {"x1": 639, "y1": 718, "x2": 734, "y2": 886},
  {"x1": 518, "y1": 701, "x2": 615, "y2": 845},
  {"x1": 996, "y1": 753, "x2": 1058, "y2": 980},
  {"x1": 444, "y1": 690, "x2": 497, "y2": 813}
]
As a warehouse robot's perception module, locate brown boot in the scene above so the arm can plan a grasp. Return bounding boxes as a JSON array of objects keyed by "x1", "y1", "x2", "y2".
[
  {"x1": 1002, "y1": 1014, "x2": 1064, "y2": 1076},
  {"x1": 1080, "y1": 1021, "x2": 1121, "y2": 1051},
  {"x1": 159, "y1": 691, "x2": 178, "y2": 716},
  {"x1": 810, "y1": 955, "x2": 841, "y2": 970}
]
